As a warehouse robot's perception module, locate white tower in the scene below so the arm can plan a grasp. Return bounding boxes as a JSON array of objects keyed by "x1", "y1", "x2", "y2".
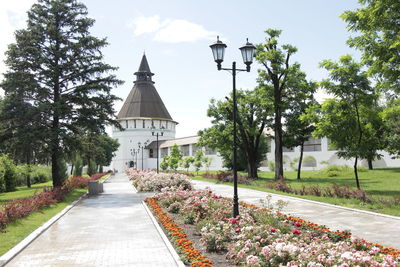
[{"x1": 112, "y1": 54, "x2": 178, "y2": 172}]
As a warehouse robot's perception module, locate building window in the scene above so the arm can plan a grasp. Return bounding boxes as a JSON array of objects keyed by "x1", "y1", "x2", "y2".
[
  {"x1": 283, "y1": 146, "x2": 294, "y2": 152},
  {"x1": 134, "y1": 120, "x2": 136, "y2": 128},
  {"x1": 303, "y1": 138, "x2": 322, "y2": 152},
  {"x1": 205, "y1": 146, "x2": 216, "y2": 155},
  {"x1": 125, "y1": 120, "x2": 128, "y2": 128},
  {"x1": 161, "y1": 147, "x2": 168, "y2": 157},
  {"x1": 149, "y1": 149, "x2": 155, "y2": 158},
  {"x1": 302, "y1": 155, "x2": 317, "y2": 167},
  {"x1": 181, "y1": 145, "x2": 189, "y2": 156},
  {"x1": 151, "y1": 120, "x2": 154, "y2": 127},
  {"x1": 142, "y1": 120, "x2": 145, "y2": 128}
]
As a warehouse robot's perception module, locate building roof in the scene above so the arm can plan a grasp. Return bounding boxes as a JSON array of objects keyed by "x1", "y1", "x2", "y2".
[
  {"x1": 117, "y1": 54, "x2": 173, "y2": 120},
  {"x1": 146, "y1": 136, "x2": 200, "y2": 149}
]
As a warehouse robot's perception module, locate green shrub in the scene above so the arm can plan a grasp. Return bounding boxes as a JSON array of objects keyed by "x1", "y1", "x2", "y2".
[
  {"x1": 0, "y1": 155, "x2": 17, "y2": 192},
  {"x1": 268, "y1": 161, "x2": 275, "y2": 172},
  {"x1": 160, "y1": 156, "x2": 169, "y2": 171},
  {"x1": 327, "y1": 170, "x2": 339, "y2": 177},
  {"x1": 358, "y1": 166, "x2": 368, "y2": 172}
]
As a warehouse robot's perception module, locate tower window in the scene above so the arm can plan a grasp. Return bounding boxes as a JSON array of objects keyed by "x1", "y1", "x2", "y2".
[
  {"x1": 126, "y1": 120, "x2": 128, "y2": 128},
  {"x1": 143, "y1": 120, "x2": 145, "y2": 128},
  {"x1": 134, "y1": 120, "x2": 136, "y2": 128},
  {"x1": 151, "y1": 120, "x2": 154, "y2": 127}
]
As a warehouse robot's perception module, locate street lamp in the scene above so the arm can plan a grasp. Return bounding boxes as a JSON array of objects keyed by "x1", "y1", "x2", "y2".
[
  {"x1": 210, "y1": 36, "x2": 256, "y2": 218},
  {"x1": 151, "y1": 126, "x2": 165, "y2": 173}
]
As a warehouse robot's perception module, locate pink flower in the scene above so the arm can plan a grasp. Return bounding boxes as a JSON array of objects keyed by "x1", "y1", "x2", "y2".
[
  {"x1": 294, "y1": 222, "x2": 302, "y2": 227},
  {"x1": 235, "y1": 227, "x2": 241, "y2": 233},
  {"x1": 261, "y1": 246, "x2": 270, "y2": 256},
  {"x1": 246, "y1": 255, "x2": 260, "y2": 266},
  {"x1": 292, "y1": 229, "x2": 301, "y2": 235}
]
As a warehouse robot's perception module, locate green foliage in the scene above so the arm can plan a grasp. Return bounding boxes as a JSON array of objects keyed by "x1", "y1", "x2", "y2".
[
  {"x1": 315, "y1": 55, "x2": 384, "y2": 186},
  {"x1": 181, "y1": 156, "x2": 194, "y2": 172},
  {"x1": 15, "y1": 165, "x2": 51, "y2": 186},
  {"x1": 341, "y1": 0, "x2": 400, "y2": 93},
  {"x1": 160, "y1": 156, "x2": 169, "y2": 171},
  {"x1": 73, "y1": 155, "x2": 83, "y2": 176},
  {"x1": 381, "y1": 99, "x2": 400, "y2": 158},
  {"x1": 193, "y1": 149, "x2": 205, "y2": 173},
  {"x1": 0, "y1": 0, "x2": 123, "y2": 187},
  {"x1": 168, "y1": 144, "x2": 182, "y2": 171},
  {"x1": 302, "y1": 156, "x2": 317, "y2": 167},
  {"x1": 0, "y1": 155, "x2": 17, "y2": 192},
  {"x1": 198, "y1": 87, "x2": 272, "y2": 178}
]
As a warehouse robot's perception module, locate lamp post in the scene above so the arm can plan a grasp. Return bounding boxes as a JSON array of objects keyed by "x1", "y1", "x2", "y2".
[
  {"x1": 151, "y1": 126, "x2": 165, "y2": 173},
  {"x1": 210, "y1": 36, "x2": 256, "y2": 217}
]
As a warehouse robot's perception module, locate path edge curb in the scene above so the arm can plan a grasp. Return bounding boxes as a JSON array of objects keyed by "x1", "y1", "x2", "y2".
[
  {"x1": 142, "y1": 200, "x2": 185, "y2": 267},
  {"x1": 0, "y1": 193, "x2": 86, "y2": 267},
  {"x1": 194, "y1": 180, "x2": 400, "y2": 221}
]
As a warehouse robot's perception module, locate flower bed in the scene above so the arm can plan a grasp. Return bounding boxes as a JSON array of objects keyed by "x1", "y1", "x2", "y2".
[
  {"x1": 126, "y1": 169, "x2": 192, "y2": 192},
  {"x1": 0, "y1": 172, "x2": 108, "y2": 231},
  {"x1": 202, "y1": 172, "x2": 252, "y2": 185},
  {"x1": 151, "y1": 188, "x2": 399, "y2": 266}
]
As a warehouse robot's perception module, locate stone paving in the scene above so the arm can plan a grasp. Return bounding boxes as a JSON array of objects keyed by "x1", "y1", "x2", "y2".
[
  {"x1": 6, "y1": 173, "x2": 178, "y2": 267},
  {"x1": 193, "y1": 180, "x2": 400, "y2": 249}
]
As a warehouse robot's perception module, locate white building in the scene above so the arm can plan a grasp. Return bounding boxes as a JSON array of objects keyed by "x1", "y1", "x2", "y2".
[
  {"x1": 112, "y1": 54, "x2": 178, "y2": 172},
  {"x1": 112, "y1": 55, "x2": 399, "y2": 172}
]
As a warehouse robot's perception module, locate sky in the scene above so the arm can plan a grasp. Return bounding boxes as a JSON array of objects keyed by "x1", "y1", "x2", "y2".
[{"x1": 0, "y1": 0, "x2": 362, "y2": 138}]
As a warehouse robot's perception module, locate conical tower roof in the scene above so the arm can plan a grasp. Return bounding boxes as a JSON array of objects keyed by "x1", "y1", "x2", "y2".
[{"x1": 117, "y1": 54, "x2": 173, "y2": 120}]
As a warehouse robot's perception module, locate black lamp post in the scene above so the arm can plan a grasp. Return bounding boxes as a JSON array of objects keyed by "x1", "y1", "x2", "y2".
[
  {"x1": 210, "y1": 36, "x2": 256, "y2": 217},
  {"x1": 151, "y1": 126, "x2": 165, "y2": 173}
]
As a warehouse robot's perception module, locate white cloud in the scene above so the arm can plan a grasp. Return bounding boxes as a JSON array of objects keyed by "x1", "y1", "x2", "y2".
[{"x1": 128, "y1": 15, "x2": 217, "y2": 43}]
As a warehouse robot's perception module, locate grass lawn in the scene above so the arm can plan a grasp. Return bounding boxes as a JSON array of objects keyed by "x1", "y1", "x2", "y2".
[
  {"x1": 0, "y1": 181, "x2": 53, "y2": 204},
  {"x1": 0, "y1": 188, "x2": 86, "y2": 256},
  {"x1": 190, "y1": 167, "x2": 400, "y2": 216}
]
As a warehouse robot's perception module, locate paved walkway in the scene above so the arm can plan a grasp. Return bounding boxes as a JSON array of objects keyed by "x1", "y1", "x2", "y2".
[
  {"x1": 6, "y1": 173, "x2": 178, "y2": 267},
  {"x1": 193, "y1": 180, "x2": 400, "y2": 249}
]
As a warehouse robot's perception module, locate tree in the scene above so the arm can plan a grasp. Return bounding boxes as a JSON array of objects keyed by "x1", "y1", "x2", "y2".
[
  {"x1": 283, "y1": 74, "x2": 318, "y2": 179},
  {"x1": 381, "y1": 99, "x2": 400, "y2": 158},
  {"x1": 255, "y1": 29, "x2": 298, "y2": 180},
  {"x1": 180, "y1": 156, "x2": 194, "y2": 173},
  {"x1": 0, "y1": 0, "x2": 123, "y2": 187},
  {"x1": 168, "y1": 144, "x2": 182, "y2": 171},
  {"x1": 203, "y1": 157, "x2": 212, "y2": 173},
  {"x1": 193, "y1": 149, "x2": 205, "y2": 175},
  {"x1": 198, "y1": 87, "x2": 272, "y2": 178},
  {"x1": 342, "y1": 0, "x2": 400, "y2": 94},
  {"x1": 315, "y1": 55, "x2": 382, "y2": 188},
  {"x1": 160, "y1": 156, "x2": 169, "y2": 171}
]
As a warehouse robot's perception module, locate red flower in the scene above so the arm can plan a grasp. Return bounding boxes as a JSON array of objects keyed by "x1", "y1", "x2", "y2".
[
  {"x1": 235, "y1": 227, "x2": 241, "y2": 233},
  {"x1": 294, "y1": 222, "x2": 302, "y2": 227},
  {"x1": 270, "y1": 227, "x2": 277, "y2": 233},
  {"x1": 292, "y1": 229, "x2": 301, "y2": 235},
  {"x1": 230, "y1": 218, "x2": 238, "y2": 224},
  {"x1": 213, "y1": 195, "x2": 219, "y2": 199}
]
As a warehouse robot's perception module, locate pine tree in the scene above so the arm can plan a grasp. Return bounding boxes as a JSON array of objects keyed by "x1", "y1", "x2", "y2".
[{"x1": 0, "y1": 0, "x2": 123, "y2": 187}]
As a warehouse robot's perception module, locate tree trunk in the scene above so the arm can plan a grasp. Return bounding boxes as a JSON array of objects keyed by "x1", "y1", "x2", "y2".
[
  {"x1": 297, "y1": 142, "x2": 304, "y2": 180},
  {"x1": 367, "y1": 159, "x2": 373, "y2": 170},
  {"x1": 274, "y1": 89, "x2": 284, "y2": 180},
  {"x1": 246, "y1": 147, "x2": 258, "y2": 179},
  {"x1": 354, "y1": 156, "x2": 360, "y2": 189}
]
